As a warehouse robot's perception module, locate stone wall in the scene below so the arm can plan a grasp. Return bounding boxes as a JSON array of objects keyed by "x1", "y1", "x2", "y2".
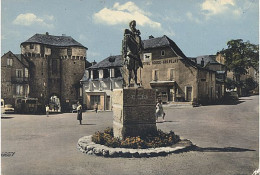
[
  {"x1": 113, "y1": 88, "x2": 157, "y2": 139},
  {"x1": 60, "y1": 57, "x2": 85, "y2": 111},
  {"x1": 21, "y1": 43, "x2": 86, "y2": 112},
  {"x1": 142, "y1": 47, "x2": 177, "y2": 60},
  {"x1": 27, "y1": 56, "x2": 49, "y2": 106},
  {"x1": 140, "y1": 56, "x2": 199, "y2": 102}
]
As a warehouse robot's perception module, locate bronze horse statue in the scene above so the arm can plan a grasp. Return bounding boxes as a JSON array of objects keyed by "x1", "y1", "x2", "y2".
[{"x1": 122, "y1": 20, "x2": 143, "y2": 87}]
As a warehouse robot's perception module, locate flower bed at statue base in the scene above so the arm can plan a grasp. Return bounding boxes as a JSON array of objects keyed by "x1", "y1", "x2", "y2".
[
  {"x1": 77, "y1": 128, "x2": 193, "y2": 158},
  {"x1": 92, "y1": 127, "x2": 181, "y2": 149}
]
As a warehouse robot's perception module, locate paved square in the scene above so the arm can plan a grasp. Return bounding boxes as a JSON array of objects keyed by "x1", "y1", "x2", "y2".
[{"x1": 1, "y1": 95, "x2": 259, "y2": 175}]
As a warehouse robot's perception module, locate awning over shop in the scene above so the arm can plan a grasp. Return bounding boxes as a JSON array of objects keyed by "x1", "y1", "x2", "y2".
[{"x1": 150, "y1": 81, "x2": 175, "y2": 87}]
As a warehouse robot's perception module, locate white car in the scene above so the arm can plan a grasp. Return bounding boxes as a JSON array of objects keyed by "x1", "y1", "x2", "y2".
[{"x1": 4, "y1": 104, "x2": 15, "y2": 114}]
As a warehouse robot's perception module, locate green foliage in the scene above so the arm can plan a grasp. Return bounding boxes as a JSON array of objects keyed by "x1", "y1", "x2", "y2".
[
  {"x1": 220, "y1": 39, "x2": 259, "y2": 81},
  {"x1": 225, "y1": 78, "x2": 237, "y2": 90},
  {"x1": 243, "y1": 77, "x2": 258, "y2": 90},
  {"x1": 92, "y1": 127, "x2": 180, "y2": 149}
]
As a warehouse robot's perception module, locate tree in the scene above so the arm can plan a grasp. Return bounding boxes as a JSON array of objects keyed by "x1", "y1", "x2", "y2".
[{"x1": 220, "y1": 39, "x2": 259, "y2": 95}]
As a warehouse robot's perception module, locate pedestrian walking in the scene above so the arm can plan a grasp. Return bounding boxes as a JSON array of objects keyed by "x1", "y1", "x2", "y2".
[
  {"x1": 46, "y1": 105, "x2": 50, "y2": 117},
  {"x1": 155, "y1": 100, "x2": 165, "y2": 122},
  {"x1": 94, "y1": 103, "x2": 98, "y2": 113},
  {"x1": 77, "y1": 102, "x2": 82, "y2": 125}
]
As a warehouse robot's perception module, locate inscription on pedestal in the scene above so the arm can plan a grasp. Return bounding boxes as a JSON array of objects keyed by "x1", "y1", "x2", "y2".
[{"x1": 112, "y1": 88, "x2": 157, "y2": 139}]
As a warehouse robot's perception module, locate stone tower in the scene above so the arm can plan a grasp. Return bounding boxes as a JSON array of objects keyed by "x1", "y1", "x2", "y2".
[{"x1": 20, "y1": 32, "x2": 87, "y2": 112}]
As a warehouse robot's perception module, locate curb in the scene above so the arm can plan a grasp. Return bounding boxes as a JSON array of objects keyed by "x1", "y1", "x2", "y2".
[{"x1": 77, "y1": 135, "x2": 193, "y2": 158}]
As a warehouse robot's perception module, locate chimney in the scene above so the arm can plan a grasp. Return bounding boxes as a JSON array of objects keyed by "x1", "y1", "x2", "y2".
[
  {"x1": 149, "y1": 35, "x2": 154, "y2": 39},
  {"x1": 201, "y1": 58, "x2": 204, "y2": 67},
  {"x1": 46, "y1": 32, "x2": 49, "y2": 35}
]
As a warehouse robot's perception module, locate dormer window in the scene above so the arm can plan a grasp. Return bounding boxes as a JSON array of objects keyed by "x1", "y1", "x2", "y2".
[
  {"x1": 114, "y1": 68, "x2": 122, "y2": 78},
  {"x1": 103, "y1": 69, "x2": 109, "y2": 78},
  {"x1": 161, "y1": 50, "x2": 165, "y2": 56},
  {"x1": 93, "y1": 70, "x2": 99, "y2": 79}
]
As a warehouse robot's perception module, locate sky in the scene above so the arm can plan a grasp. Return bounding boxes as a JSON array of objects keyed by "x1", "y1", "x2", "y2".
[{"x1": 1, "y1": 0, "x2": 259, "y2": 63}]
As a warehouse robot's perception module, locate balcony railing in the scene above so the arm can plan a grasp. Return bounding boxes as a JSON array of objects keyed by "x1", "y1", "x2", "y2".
[{"x1": 11, "y1": 77, "x2": 29, "y2": 83}]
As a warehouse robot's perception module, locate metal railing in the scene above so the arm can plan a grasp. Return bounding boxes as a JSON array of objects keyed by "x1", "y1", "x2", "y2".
[{"x1": 11, "y1": 77, "x2": 29, "y2": 83}]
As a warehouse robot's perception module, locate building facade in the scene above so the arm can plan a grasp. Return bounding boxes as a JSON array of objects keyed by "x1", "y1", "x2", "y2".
[
  {"x1": 20, "y1": 32, "x2": 87, "y2": 112},
  {"x1": 81, "y1": 55, "x2": 124, "y2": 110},
  {"x1": 1, "y1": 51, "x2": 30, "y2": 108},
  {"x1": 140, "y1": 35, "x2": 216, "y2": 105},
  {"x1": 191, "y1": 55, "x2": 227, "y2": 100}
]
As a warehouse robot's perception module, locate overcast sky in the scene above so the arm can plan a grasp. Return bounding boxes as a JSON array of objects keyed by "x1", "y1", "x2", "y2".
[{"x1": 1, "y1": 0, "x2": 259, "y2": 62}]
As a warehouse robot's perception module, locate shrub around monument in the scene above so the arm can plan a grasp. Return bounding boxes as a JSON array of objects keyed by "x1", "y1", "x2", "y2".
[{"x1": 92, "y1": 127, "x2": 180, "y2": 149}]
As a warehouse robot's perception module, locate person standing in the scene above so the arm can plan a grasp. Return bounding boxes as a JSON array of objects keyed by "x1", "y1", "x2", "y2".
[
  {"x1": 46, "y1": 105, "x2": 50, "y2": 117},
  {"x1": 77, "y1": 102, "x2": 82, "y2": 125},
  {"x1": 155, "y1": 100, "x2": 165, "y2": 122},
  {"x1": 94, "y1": 103, "x2": 98, "y2": 113}
]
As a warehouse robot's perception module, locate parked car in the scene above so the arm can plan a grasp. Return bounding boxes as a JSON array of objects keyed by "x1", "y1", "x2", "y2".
[
  {"x1": 1, "y1": 99, "x2": 5, "y2": 114},
  {"x1": 15, "y1": 98, "x2": 38, "y2": 114},
  {"x1": 4, "y1": 104, "x2": 15, "y2": 114}
]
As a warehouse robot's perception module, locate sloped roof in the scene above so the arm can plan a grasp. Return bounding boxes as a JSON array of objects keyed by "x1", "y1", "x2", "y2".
[
  {"x1": 142, "y1": 35, "x2": 216, "y2": 71},
  {"x1": 14, "y1": 54, "x2": 29, "y2": 67},
  {"x1": 88, "y1": 55, "x2": 123, "y2": 69},
  {"x1": 196, "y1": 55, "x2": 219, "y2": 65},
  {"x1": 21, "y1": 33, "x2": 87, "y2": 49},
  {"x1": 142, "y1": 35, "x2": 187, "y2": 59},
  {"x1": 14, "y1": 54, "x2": 23, "y2": 61},
  {"x1": 1, "y1": 51, "x2": 29, "y2": 68}
]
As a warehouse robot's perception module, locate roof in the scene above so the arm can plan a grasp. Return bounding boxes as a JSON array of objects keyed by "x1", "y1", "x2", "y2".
[
  {"x1": 142, "y1": 35, "x2": 207, "y2": 70},
  {"x1": 21, "y1": 33, "x2": 87, "y2": 49},
  {"x1": 14, "y1": 54, "x2": 30, "y2": 67},
  {"x1": 2, "y1": 51, "x2": 29, "y2": 68},
  {"x1": 14, "y1": 54, "x2": 23, "y2": 61},
  {"x1": 142, "y1": 35, "x2": 187, "y2": 59},
  {"x1": 195, "y1": 55, "x2": 219, "y2": 65},
  {"x1": 88, "y1": 55, "x2": 123, "y2": 69}
]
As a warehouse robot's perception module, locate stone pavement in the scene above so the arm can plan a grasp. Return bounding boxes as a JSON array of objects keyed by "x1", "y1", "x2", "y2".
[{"x1": 1, "y1": 95, "x2": 259, "y2": 175}]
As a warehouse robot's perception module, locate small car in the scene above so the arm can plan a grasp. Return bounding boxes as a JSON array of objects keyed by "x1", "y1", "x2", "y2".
[{"x1": 4, "y1": 104, "x2": 15, "y2": 114}]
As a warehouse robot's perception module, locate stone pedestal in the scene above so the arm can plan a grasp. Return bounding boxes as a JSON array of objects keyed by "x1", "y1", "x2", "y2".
[{"x1": 112, "y1": 88, "x2": 157, "y2": 139}]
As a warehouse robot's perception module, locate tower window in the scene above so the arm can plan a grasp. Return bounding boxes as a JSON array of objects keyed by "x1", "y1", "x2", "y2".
[
  {"x1": 52, "y1": 59, "x2": 58, "y2": 74},
  {"x1": 161, "y1": 50, "x2": 165, "y2": 56},
  {"x1": 30, "y1": 44, "x2": 34, "y2": 49},
  {"x1": 67, "y1": 48, "x2": 72, "y2": 56}
]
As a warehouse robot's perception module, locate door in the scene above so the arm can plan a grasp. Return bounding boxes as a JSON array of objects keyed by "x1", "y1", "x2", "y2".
[
  {"x1": 106, "y1": 96, "x2": 110, "y2": 110},
  {"x1": 186, "y1": 87, "x2": 192, "y2": 102}
]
